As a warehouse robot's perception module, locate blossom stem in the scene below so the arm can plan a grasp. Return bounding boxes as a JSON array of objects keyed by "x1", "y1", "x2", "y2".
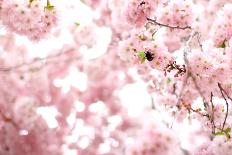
[
  {"x1": 217, "y1": 83, "x2": 229, "y2": 130},
  {"x1": 147, "y1": 17, "x2": 192, "y2": 30},
  {"x1": 210, "y1": 92, "x2": 216, "y2": 134}
]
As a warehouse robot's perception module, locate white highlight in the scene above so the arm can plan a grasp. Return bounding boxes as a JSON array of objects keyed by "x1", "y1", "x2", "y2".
[
  {"x1": 74, "y1": 100, "x2": 86, "y2": 112},
  {"x1": 119, "y1": 82, "x2": 151, "y2": 117},
  {"x1": 37, "y1": 106, "x2": 59, "y2": 129},
  {"x1": 89, "y1": 101, "x2": 106, "y2": 114},
  {"x1": 80, "y1": 27, "x2": 112, "y2": 60},
  {"x1": 19, "y1": 129, "x2": 29, "y2": 136}
]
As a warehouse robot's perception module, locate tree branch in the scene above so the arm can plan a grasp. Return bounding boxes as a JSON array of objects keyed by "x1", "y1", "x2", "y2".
[
  {"x1": 147, "y1": 17, "x2": 192, "y2": 30},
  {"x1": 217, "y1": 83, "x2": 229, "y2": 130},
  {"x1": 210, "y1": 92, "x2": 216, "y2": 134},
  {"x1": 0, "y1": 109, "x2": 18, "y2": 129},
  {"x1": 183, "y1": 51, "x2": 207, "y2": 107}
]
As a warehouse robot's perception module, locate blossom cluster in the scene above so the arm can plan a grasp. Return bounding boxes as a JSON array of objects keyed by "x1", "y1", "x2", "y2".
[
  {"x1": 210, "y1": 4, "x2": 232, "y2": 47},
  {"x1": 1, "y1": 0, "x2": 232, "y2": 155},
  {"x1": 0, "y1": 0, "x2": 57, "y2": 41}
]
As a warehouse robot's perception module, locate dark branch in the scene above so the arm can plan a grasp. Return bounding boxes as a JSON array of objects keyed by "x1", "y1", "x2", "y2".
[
  {"x1": 218, "y1": 83, "x2": 229, "y2": 130},
  {"x1": 147, "y1": 17, "x2": 192, "y2": 30},
  {"x1": 196, "y1": 32, "x2": 203, "y2": 52},
  {"x1": 183, "y1": 51, "x2": 207, "y2": 107},
  {"x1": 164, "y1": 61, "x2": 186, "y2": 77},
  {"x1": 210, "y1": 92, "x2": 216, "y2": 134},
  {"x1": 0, "y1": 109, "x2": 18, "y2": 129}
]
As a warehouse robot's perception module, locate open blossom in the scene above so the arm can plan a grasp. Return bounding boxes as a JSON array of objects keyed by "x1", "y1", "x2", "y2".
[
  {"x1": 194, "y1": 142, "x2": 213, "y2": 155},
  {"x1": 118, "y1": 30, "x2": 146, "y2": 63},
  {"x1": 155, "y1": 93, "x2": 178, "y2": 106},
  {"x1": 210, "y1": 137, "x2": 232, "y2": 155},
  {"x1": 0, "y1": 0, "x2": 58, "y2": 41},
  {"x1": 118, "y1": 29, "x2": 173, "y2": 70},
  {"x1": 210, "y1": 4, "x2": 232, "y2": 47},
  {"x1": 156, "y1": 0, "x2": 193, "y2": 28},
  {"x1": 126, "y1": 123, "x2": 183, "y2": 155},
  {"x1": 186, "y1": 46, "x2": 232, "y2": 99},
  {"x1": 195, "y1": 136, "x2": 232, "y2": 155},
  {"x1": 147, "y1": 42, "x2": 173, "y2": 71},
  {"x1": 2, "y1": 0, "x2": 232, "y2": 155},
  {"x1": 72, "y1": 24, "x2": 97, "y2": 48},
  {"x1": 124, "y1": 0, "x2": 157, "y2": 27},
  {"x1": 163, "y1": 34, "x2": 181, "y2": 52}
]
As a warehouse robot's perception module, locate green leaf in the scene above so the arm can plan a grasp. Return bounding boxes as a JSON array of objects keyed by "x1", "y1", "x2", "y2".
[
  {"x1": 45, "y1": 0, "x2": 54, "y2": 11},
  {"x1": 213, "y1": 128, "x2": 231, "y2": 138},
  {"x1": 45, "y1": 5, "x2": 54, "y2": 11},
  {"x1": 214, "y1": 131, "x2": 224, "y2": 136},
  {"x1": 138, "y1": 51, "x2": 145, "y2": 58},
  {"x1": 29, "y1": 0, "x2": 35, "y2": 6},
  {"x1": 219, "y1": 41, "x2": 226, "y2": 48},
  {"x1": 138, "y1": 51, "x2": 146, "y2": 63},
  {"x1": 166, "y1": 78, "x2": 171, "y2": 84},
  {"x1": 75, "y1": 22, "x2": 80, "y2": 27},
  {"x1": 224, "y1": 128, "x2": 231, "y2": 139},
  {"x1": 224, "y1": 127, "x2": 231, "y2": 134}
]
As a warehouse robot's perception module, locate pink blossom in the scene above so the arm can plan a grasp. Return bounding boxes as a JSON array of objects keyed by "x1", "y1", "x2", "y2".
[{"x1": 124, "y1": 0, "x2": 157, "y2": 27}]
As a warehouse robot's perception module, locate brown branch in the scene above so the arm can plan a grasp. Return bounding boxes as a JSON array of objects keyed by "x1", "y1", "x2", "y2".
[
  {"x1": 147, "y1": 17, "x2": 192, "y2": 30},
  {"x1": 196, "y1": 32, "x2": 203, "y2": 52},
  {"x1": 164, "y1": 61, "x2": 186, "y2": 77},
  {"x1": 0, "y1": 110, "x2": 18, "y2": 129},
  {"x1": 210, "y1": 92, "x2": 216, "y2": 134},
  {"x1": 183, "y1": 51, "x2": 207, "y2": 108},
  {"x1": 182, "y1": 32, "x2": 217, "y2": 135},
  {"x1": 172, "y1": 83, "x2": 177, "y2": 95},
  {"x1": 218, "y1": 83, "x2": 232, "y2": 101},
  {"x1": 188, "y1": 107, "x2": 208, "y2": 117},
  {"x1": 218, "y1": 83, "x2": 229, "y2": 130}
]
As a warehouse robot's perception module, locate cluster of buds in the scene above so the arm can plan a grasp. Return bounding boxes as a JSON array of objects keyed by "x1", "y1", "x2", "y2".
[{"x1": 164, "y1": 61, "x2": 186, "y2": 77}]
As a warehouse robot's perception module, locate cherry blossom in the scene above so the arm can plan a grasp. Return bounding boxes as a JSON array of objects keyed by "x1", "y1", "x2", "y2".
[{"x1": 0, "y1": 0, "x2": 232, "y2": 155}]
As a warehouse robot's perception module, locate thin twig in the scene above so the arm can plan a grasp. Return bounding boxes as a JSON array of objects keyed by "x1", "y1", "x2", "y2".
[
  {"x1": 147, "y1": 17, "x2": 192, "y2": 30},
  {"x1": 218, "y1": 83, "x2": 229, "y2": 130},
  {"x1": 183, "y1": 32, "x2": 208, "y2": 107},
  {"x1": 184, "y1": 51, "x2": 207, "y2": 107},
  {"x1": 196, "y1": 32, "x2": 203, "y2": 52},
  {"x1": 172, "y1": 83, "x2": 177, "y2": 95},
  {"x1": 0, "y1": 109, "x2": 18, "y2": 129},
  {"x1": 210, "y1": 92, "x2": 216, "y2": 134},
  {"x1": 182, "y1": 32, "x2": 217, "y2": 135}
]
